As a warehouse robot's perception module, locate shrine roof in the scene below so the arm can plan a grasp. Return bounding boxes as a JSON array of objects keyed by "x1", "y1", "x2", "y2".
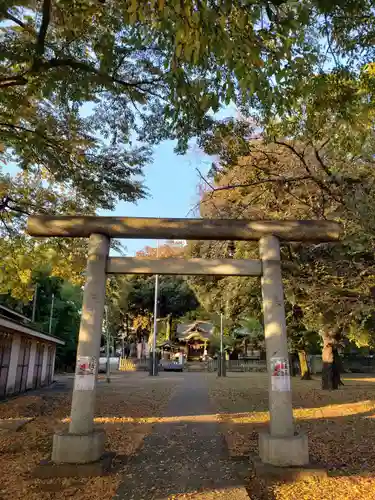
[{"x1": 176, "y1": 321, "x2": 214, "y2": 341}]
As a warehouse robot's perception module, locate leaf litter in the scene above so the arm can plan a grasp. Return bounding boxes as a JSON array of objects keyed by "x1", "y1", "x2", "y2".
[
  {"x1": 208, "y1": 373, "x2": 375, "y2": 499},
  {"x1": 0, "y1": 375, "x2": 177, "y2": 500}
]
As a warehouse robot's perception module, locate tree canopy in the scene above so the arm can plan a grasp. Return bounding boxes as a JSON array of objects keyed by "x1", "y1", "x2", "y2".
[
  {"x1": 189, "y1": 115, "x2": 375, "y2": 351},
  {"x1": 2, "y1": 0, "x2": 375, "y2": 351},
  {"x1": 105, "y1": 242, "x2": 199, "y2": 342},
  {"x1": 1, "y1": 0, "x2": 328, "y2": 211}
]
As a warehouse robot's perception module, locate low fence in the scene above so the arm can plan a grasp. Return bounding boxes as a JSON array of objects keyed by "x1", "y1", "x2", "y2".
[
  {"x1": 308, "y1": 354, "x2": 375, "y2": 374},
  {"x1": 117, "y1": 357, "x2": 266, "y2": 373},
  {"x1": 206, "y1": 359, "x2": 267, "y2": 373},
  {"x1": 342, "y1": 356, "x2": 375, "y2": 373}
]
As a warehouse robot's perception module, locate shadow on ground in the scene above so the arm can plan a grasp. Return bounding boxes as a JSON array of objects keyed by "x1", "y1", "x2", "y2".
[{"x1": 1, "y1": 372, "x2": 375, "y2": 499}]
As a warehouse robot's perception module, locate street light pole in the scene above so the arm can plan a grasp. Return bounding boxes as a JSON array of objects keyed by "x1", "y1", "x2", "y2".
[
  {"x1": 32, "y1": 283, "x2": 38, "y2": 322},
  {"x1": 48, "y1": 293, "x2": 55, "y2": 335},
  {"x1": 151, "y1": 240, "x2": 159, "y2": 376},
  {"x1": 218, "y1": 311, "x2": 226, "y2": 377},
  {"x1": 220, "y1": 313, "x2": 223, "y2": 356},
  {"x1": 152, "y1": 275, "x2": 159, "y2": 375},
  {"x1": 219, "y1": 312, "x2": 223, "y2": 376},
  {"x1": 104, "y1": 305, "x2": 111, "y2": 383}
]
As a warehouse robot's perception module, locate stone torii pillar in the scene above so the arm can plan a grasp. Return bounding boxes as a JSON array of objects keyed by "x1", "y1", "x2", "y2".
[
  {"x1": 259, "y1": 235, "x2": 308, "y2": 466},
  {"x1": 52, "y1": 233, "x2": 110, "y2": 464}
]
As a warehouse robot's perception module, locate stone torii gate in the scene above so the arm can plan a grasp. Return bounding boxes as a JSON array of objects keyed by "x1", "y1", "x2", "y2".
[{"x1": 27, "y1": 216, "x2": 341, "y2": 469}]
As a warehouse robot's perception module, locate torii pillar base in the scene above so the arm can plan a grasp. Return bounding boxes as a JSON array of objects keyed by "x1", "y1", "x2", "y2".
[
  {"x1": 52, "y1": 428, "x2": 106, "y2": 464},
  {"x1": 258, "y1": 432, "x2": 309, "y2": 467},
  {"x1": 32, "y1": 429, "x2": 112, "y2": 479}
]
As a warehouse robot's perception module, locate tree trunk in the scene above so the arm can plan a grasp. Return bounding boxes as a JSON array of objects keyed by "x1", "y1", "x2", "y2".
[
  {"x1": 298, "y1": 350, "x2": 312, "y2": 380},
  {"x1": 289, "y1": 353, "x2": 297, "y2": 377},
  {"x1": 321, "y1": 331, "x2": 343, "y2": 390}
]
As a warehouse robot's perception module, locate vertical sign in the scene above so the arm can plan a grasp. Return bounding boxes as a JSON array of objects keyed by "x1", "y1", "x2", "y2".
[
  {"x1": 271, "y1": 357, "x2": 291, "y2": 392},
  {"x1": 74, "y1": 356, "x2": 97, "y2": 391}
]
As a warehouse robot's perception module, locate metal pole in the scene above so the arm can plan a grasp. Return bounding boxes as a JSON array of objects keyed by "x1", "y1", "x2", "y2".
[
  {"x1": 32, "y1": 283, "x2": 38, "y2": 322},
  {"x1": 48, "y1": 293, "x2": 55, "y2": 334},
  {"x1": 105, "y1": 305, "x2": 111, "y2": 383},
  {"x1": 220, "y1": 313, "x2": 223, "y2": 356},
  {"x1": 151, "y1": 240, "x2": 159, "y2": 376},
  {"x1": 152, "y1": 274, "x2": 159, "y2": 376},
  {"x1": 219, "y1": 313, "x2": 224, "y2": 377}
]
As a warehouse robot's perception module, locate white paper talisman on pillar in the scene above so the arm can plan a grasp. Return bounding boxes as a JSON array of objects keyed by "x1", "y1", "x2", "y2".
[
  {"x1": 270, "y1": 357, "x2": 291, "y2": 392},
  {"x1": 74, "y1": 356, "x2": 97, "y2": 391}
]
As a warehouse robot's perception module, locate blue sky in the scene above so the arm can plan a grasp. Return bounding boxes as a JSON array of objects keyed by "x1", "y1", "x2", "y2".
[
  {"x1": 101, "y1": 139, "x2": 214, "y2": 255},
  {"x1": 101, "y1": 104, "x2": 237, "y2": 256},
  {"x1": 2, "y1": 101, "x2": 236, "y2": 256}
]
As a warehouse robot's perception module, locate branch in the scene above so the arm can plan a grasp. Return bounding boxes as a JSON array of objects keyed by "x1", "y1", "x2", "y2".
[
  {"x1": 274, "y1": 139, "x2": 313, "y2": 176},
  {"x1": 7, "y1": 198, "x2": 31, "y2": 215},
  {"x1": 273, "y1": 138, "x2": 346, "y2": 206},
  {"x1": 2, "y1": 51, "x2": 164, "y2": 96},
  {"x1": 317, "y1": 137, "x2": 331, "y2": 152},
  {"x1": 208, "y1": 175, "x2": 312, "y2": 194},
  {"x1": 186, "y1": 175, "x2": 312, "y2": 218},
  {"x1": 314, "y1": 147, "x2": 333, "y2": 178},
  {"x1": 195, "y1": 168, "x2": 214, "y2": 191},
  {"x1": 0, "y1": 121, "x2": 62, "y2": 148},
  {"x1": 0, "y1": 196, "x2": 10, "y2": 212},
  {"x1": 45, "y1": 58, "x2": 161, "y2": 89},
  {"x1": 235, "y1": 187, "x2": 269, "y2": 218},
  {"x1": 196, "y1": 168, "x2": 230, "y2": 217},
  {"x1": 0, "y1": 76, "x2": 28, "y2": 88},
  {"x1": 1, "y1": 9, "x2": 36, "y2": 36},
  {"x1": 1, "y1": 10, "x2": 26, "y2": 28},
  {"x1": 0, "y1": 213, "x2": 13, "y2": 235},
  {"x1": 324, "y1": 14, "x2": 340, "y2": 67},
  {"x1": 284, "y1": 184, "x2": 322, "y2": 217},
  {"x1": 36, "y1": 0, "x2": 52, "y2": 57}
]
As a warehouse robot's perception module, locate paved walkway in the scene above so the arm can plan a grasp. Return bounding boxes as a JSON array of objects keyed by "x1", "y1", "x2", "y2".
[{"x1": 115, "y1": 374, "x2": 249, "y2": 500}]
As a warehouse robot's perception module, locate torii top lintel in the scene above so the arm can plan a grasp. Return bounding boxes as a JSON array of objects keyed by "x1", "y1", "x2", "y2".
[{"x1": 27, "y1": 216, "x2": 342, "y2": 242}]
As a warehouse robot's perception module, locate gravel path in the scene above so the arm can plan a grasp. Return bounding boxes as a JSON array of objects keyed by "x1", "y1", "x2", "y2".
[{"x1": 115, "y1": 374, "x2": 249, "y2": 500}]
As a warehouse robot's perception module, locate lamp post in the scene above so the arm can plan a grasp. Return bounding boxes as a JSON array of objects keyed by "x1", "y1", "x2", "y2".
[
  {"x1": 220, "y1": 313, "x2": 223, "y2": 358},
  {"x1": 48, "y1": 293, "x2": 55, "y2": 335},
  {"x1": 150, "y1": 240, "x2": 159, "y2": 376},
  {"x1": 218, "y1": 312, "x2": 226, "y2": 377},
  {"x1": 104, "y1": 305, "x2": 111, "y2": 383},
  {"x1": 32, "y1": 283, "x2": 38, "y2": 322}
]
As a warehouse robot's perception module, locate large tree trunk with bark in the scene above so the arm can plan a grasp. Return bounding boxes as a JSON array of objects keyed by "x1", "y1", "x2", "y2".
[
  {"x1": 321, "y1": 330, "x2": 343, "y2": 390},
  {"x1": 289, "y1": 353, "x2": 298, "y2": 377},
  {"x1": 298, "y1": 350, "x2": 312, "y2": 380}
]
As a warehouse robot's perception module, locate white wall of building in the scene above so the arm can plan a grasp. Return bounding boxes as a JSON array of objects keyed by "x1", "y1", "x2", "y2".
[
  {"x1": 26, "y1": 341, "x2": 37, "y2": 389},
  {"x1": 1, "y1": 321, "x2": 64, "y2": 397},
  {"x1": 6, "y1": 333, "x2": 21, "y2": 395},
  {"x1": 51, "y1": 345, "x2": 56, "y2": 382},
  {"x1": 41, "y1": 344, "x2": 48, "y2": 385}
]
